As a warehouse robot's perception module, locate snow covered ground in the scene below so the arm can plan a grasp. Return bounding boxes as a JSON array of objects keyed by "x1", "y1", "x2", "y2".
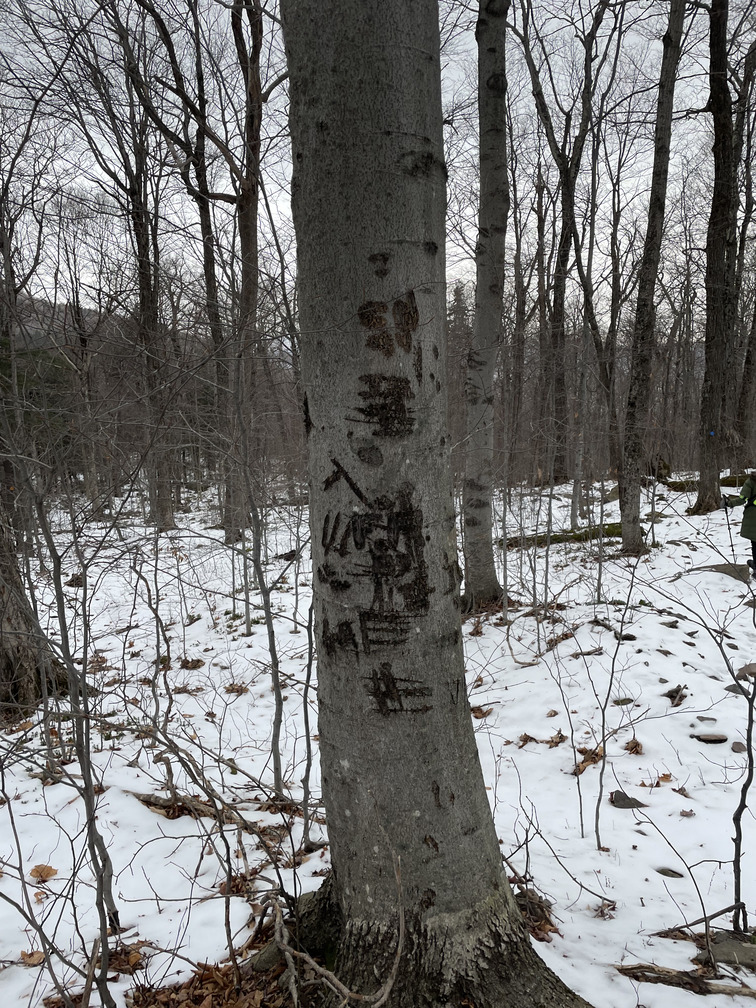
[{"x1": 2, "y1": 480, "x2": 756, "y2": 1007}]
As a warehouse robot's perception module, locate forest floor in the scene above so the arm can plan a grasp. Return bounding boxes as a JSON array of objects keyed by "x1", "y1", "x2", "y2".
[{"x1": 2, "y1": 478, "x2": 756, "y2": 1007}]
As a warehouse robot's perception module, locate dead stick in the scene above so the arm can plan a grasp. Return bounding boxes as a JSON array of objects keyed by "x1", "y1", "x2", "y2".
[{"x1": 656, "y1": 902, "x2": 745, "y2": 934}]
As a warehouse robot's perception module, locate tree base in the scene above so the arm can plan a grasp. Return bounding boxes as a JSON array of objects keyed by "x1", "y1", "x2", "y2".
[
  {"x1": 299, "y1": 883, "x2": 593, "y2": 1008},
  {"x1": 0, "y1": 652, "x2": 67, "y2": 722},
  {"x1": 620, "y1": 537, "x2": 650, "y2": 557},
  {"x1": 688, "y1": 492, "x2": 722, "y2": 516},
  {"x1": 461, "y1": 586, "x2": 503, "y2": 615}
]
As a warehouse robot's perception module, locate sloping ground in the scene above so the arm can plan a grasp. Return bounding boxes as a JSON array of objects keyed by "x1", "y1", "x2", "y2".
[{"x1": 2, "y1": 480, "x2": 756, "y2": 1007}]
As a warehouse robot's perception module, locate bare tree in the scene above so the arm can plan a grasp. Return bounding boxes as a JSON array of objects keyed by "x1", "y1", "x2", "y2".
[
  {"x1": 620, "y1": 0, "x2": 687, "y2": 553},
  {"x1": 281, "y1": 0, "x2": 592, "y2": 1003},
  {"x1": 508, "y1": 0, "x2": 619, "y2": 482},
  {"x1": 103, "y1": 0, "x2": 269, "y2": 541},
  {"x1": 462, "y1": 0, "x2": 508, "y2": 611},
  {"x1": 691, "y1": 0, "x2": 742, "y2": 512}
]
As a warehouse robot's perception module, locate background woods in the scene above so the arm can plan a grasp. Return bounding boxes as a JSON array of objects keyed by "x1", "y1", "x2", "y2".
[
  {"x1": 1, "y1": 0, "x2": 756, "y2": 532},
  {"x1": 2, "y1": 0, "x2": 756, "y2": 1006}
]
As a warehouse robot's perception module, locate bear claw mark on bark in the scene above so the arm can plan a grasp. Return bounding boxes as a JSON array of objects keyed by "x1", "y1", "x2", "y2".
[
  {"x1": 367, "y1": 251, "x2": 391, "y2": 277},
  {"x1": 359, "y1": 610, "x2": 412, "y2": 653},
  {"x1": 320, "y1": 462, "x2": 434, "y2": 654},
  {"x1": 365, "y1": 661, "x2": 432, "y2": 715},
  {"x1": 352, "y1": 374, "x2": 415, "y2": 437},
  {"x1": 449, "y1": 678, "x2": 462, "y2": 705},
  {"x1": 392, "y1": 293, "x2": 419, "y2": 352},
  {"x1": 397, "y1": 150, "x2": 447, "y2": 179},
  {"x1": 322, "y1": 617, "x2": 359, "y2": 656},
  {"x1": 323, "y1": 458, "x2": 370, "y2": 504},
  {"x1": 357, "y1": 292, "x2": 419, "y2": 357},
  {"x1": 419, "y1": 889, "x2": 436, "y2": 911},
  {"x1": 414, "y1": 343, "x2": 423, "y2": 385}
]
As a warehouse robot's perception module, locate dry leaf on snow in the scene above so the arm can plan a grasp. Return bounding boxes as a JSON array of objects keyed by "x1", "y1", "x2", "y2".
[
  {"x1": 470, "y1": 705, "x2": 493, "y2": 719},
  {"x1": 29, "y1": 864, "x2": 57, "y2": 881},
  {"x1": 573, "y1": 746, "x2": 603, "y2": 775},
  {"x1": 180, "y1": 658, "x2": 205, "y2": 670},
  {"x1": 21, "y1": 950, "x2": 45, "y2": 966}
]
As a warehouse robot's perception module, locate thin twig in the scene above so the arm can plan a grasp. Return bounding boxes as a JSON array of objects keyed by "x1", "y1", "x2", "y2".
[{"x1": 656, "y1": 902, "x2": 745, "y2": 935}]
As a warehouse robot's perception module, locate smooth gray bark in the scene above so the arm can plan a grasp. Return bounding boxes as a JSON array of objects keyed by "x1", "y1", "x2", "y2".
[
  {"x1": 461, "y1": 0, "x2": 508, "y2": 612},
  {"x1": 620, "y1": 0, "x2": 685, "y2": 552},
  {"x1": 282, "y1": 2, "x2": 592, "y2": 1005},
  {"x1": 691, "y1": 0, "x2": 738, "y2": 514}
]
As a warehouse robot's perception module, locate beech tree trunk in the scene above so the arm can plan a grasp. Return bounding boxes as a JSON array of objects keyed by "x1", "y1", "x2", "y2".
[
  {"x1": 282, "y1": 2, "x2": 592, "y2": 1005},
  {"x1": 461, "y1": 0, "x2": 508, "y2": 612},
  {"x1": 691, "y1": 0, "x2": 737, "y2": 514},
  {"x1": 0, "y1": 504, "x2": 64, "y2": 717},
  {"x1": 620, "y1": 0, "x2": 685, "y2": 553}
]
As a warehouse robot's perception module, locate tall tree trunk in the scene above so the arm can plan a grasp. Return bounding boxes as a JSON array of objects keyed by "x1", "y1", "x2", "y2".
[
  {"x1": 0, "y1": 502, "x2": 64, "y2": 717},
  {"x1": 549, "y1": 208, "x2": 572, "y2": 483},
  {"x1": 225, "y1": 0, "x2": 263, "y2": 543},
  {"x1": 736, "y1": 300, "x2": 756, "y2": 462},
  {"x1": 130, "y1": 152, "x2": 176, "y2": 533},
  {"x1": 620, "y1": 0, "x2": 686, "y2": 552},
  {"x1": 282, "y1": 1, "x2": 592, "y2": 1004},
  {"x1": 533, "y1": 162, "x2": 553, "y2": 483},
  {"x1": 691, "y1": 0, "x2": 738, "y2": 513},
  {"x1": 732, "y1": 43, "x2": 756, "y2": 470},
  {"x1": 462, "y1": 0, "x2": 508, "y2": 612},
  {"x1": 507, "y1": 192, "x2": 529, "y2": 479}
]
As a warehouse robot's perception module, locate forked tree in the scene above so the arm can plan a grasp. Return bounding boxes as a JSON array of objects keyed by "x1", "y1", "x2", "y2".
[{"x1": 281, "y1": 1, "x2": 592, "y2": 1004}]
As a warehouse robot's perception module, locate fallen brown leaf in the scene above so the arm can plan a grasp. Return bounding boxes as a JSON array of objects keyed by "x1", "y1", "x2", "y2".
[
  {"x1": 29, "y1": 865, "x2": 57, "y2": 882},
  {"x1": 21, "y1": 950, "x2": 45, "y2": 966},
  {"x1": 546, "y1": 730, "x2": 567, "y2": 748},
  {"x1": 573, "y1": 746, "x2": 603, "y2": 775}
]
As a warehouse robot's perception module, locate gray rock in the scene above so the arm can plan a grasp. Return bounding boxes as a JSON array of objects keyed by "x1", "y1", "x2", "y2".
[
  {"x1": 610, "y1": 790, "x2": 648, "y2": 809},
  {"x1": 243, "y1": 941, "x2": 283, "y2": 973},
  {"x1": 725, "y1": 683, "x2": 752, "y2": 696},
  {"x1": 695, "y1": 933, "x2": 756, "y2": 969}
]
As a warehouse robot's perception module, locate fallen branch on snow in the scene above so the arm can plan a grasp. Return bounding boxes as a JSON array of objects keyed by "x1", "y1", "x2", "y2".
[{"x1": 616, "y1": 963, "x2": 756, "y2": 997}]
